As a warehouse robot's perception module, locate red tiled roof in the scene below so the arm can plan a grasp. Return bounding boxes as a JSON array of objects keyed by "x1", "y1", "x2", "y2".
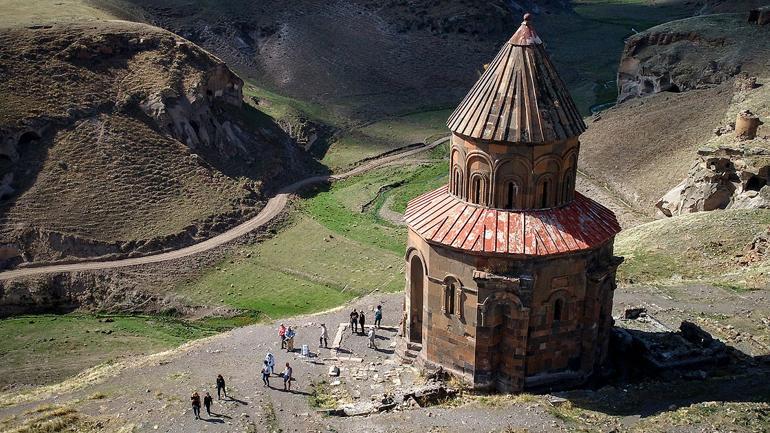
[
  {"x1": 446, "y1": 17, "x2": 586, "y2": 144},
  {"x1": 405, "y1": 186, "x2": 621, "y2": 256}
]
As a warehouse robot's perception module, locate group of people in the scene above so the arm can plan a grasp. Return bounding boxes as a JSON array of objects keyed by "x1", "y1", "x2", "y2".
[
  {"x1": 190, "y1": 306, "x2": 387, "y2": 420},
  {"x1": 350, "y1": 305, "x2": 383, "y2": 350},
  {"x1": 261, "y1": 352, "x2": 294, "y2": 391},
  {"x1": 189, "y1": 374, "x2": 228, "y2": 420},
  {"x1": 278, "y1": 323, "x2": 297, "y2": 352}
]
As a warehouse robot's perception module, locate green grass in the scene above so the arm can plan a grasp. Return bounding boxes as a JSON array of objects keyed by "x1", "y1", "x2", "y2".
[
  {"x1": 0, "y1": 314, "x2": 226, "y2": 387},
  {"x1": 388, "y1": 161, "x2": 449, "y2": 214},
  {"x1": 616, "y1": 209, "x2": 770, "y2": 290},
  {"x1": 321, "y1": 109, "x2": 451, "y2": 171},
  {"x1": 243, "y1": 82, "x2": 344, "y2": 128},
  {"x1": 302, "y1": 174, "x2": 409, "y2": 254},
  {"x1": 177, "y1": 215, "x2": 404, "y2": 318}
]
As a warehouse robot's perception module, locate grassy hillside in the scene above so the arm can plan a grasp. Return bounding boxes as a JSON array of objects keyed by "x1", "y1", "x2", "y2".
[
  {"x1": 0, "y1": 22, "x2": 318, "y2": 262},
  {"x1": 0, "y1": 314, "x2": 226, "y2": 388},
  {"x1": 616, "y1": 209, "x2": 770, "y2": 290}
]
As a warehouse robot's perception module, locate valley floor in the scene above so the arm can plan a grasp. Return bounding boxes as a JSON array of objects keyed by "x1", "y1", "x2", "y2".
[{"x1": 2, "y1": 280, "x2": 770, "y2": 433}]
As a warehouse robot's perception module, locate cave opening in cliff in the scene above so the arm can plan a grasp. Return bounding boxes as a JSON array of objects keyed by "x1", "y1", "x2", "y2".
[
  {"x1": 17, "y1": 131, "x2": 40, "y2": 146},
  {"x1": 746, "y1": 175, "x2": 767, "y2": 192}
]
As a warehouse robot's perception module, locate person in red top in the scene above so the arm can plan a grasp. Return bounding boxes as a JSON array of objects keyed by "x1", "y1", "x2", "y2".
[{"x1": 278, "y1": 323, "x2": 287, "y2": 349}]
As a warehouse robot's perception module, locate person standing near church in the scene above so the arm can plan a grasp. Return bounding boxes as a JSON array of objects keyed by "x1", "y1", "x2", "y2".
[
  {"x1": 319, "y1": 323, "x2": 328, "y2": 348},
  {"x1": 374, "y1": 305, "x2": 383, "y2": 328},
  {"x1": 350, "y1": 309, "x2": 359, "y2": 334},
  {"x1": 358, "y1": 312, "x2": 366, "y2": 335}
]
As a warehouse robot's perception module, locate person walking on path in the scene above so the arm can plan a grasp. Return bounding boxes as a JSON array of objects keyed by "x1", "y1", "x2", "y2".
[
  {"x1": 368, "y1": 327, "x2": 377, "y2": 350},
  {"x1": 282, "y1": 362, "x2": 293, "y2": 392},
  {"x1": 285, "y1": 326, "x2": 296, "y2": 352},
  {"x1": 350, "y1": 309, "x2": 359, "y2": 334},
  {"x1": 203, "y1": 392, "x2": 213, "y2": 416},
  {"x1": 191, "y1": 392, "x2": 201, "y2": 420},
  {"x1": 278, "y1": 323, "x2": 287, "y2": 349},
  {"x1": 216, "y1": 374, "x2": 227, "y2": 399},
  {"x1": 265, "y1": 352, "x2": 275, "y2": 374},
  {"x1": 374, "y1": 305, "x2": 383, "y2": 328},
  {"x1": 261, "y1": 360, "x2": 271, "y2": 387},
  {"x1": 319, "y1": 323, "x2": 328, "y2": 348},
  {"x1": 358, "y1": 312, "x2": 366, "y2": 335}
]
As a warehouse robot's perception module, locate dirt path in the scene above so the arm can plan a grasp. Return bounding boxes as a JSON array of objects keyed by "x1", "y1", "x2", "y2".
[{"x1": 0, "y1": 137, "x2": 450, "y2": 281}]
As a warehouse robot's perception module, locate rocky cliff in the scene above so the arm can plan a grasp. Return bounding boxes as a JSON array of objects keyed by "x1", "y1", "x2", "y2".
[
  {"x1": 617, "y1": 13, "x2": 770, "y2": 104},
  {"x1": 656, "y1": 75, "x2": 770, "y2": 217},
  {"x1": 0, "y1": 21, "x2": 320, "y2": 265}
]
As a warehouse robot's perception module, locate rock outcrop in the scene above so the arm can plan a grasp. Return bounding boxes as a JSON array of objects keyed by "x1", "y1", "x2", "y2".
[
  {"x1": 656, "y1": 146, "x2": 770, "y2": 217},
  {"x1": 617, "y1": 13, "x2": 770, "y2": 104}
]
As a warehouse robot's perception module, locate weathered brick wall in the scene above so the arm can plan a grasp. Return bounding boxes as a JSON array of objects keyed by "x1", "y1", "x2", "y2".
[{"x1": 405, "y1": 227, "x2": 620, "y2": 392}]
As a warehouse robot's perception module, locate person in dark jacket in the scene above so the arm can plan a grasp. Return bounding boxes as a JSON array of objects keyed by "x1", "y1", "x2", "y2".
[
  {"x1": 350, "y1": 309, "x2": 359, "y2": 334},
  {"x1": 216, "y1": 374, "x2": 227, "y2": 399},
  {"x1": 203, "y1": 392, "x2": 213, "y2": 416},
  {"x1": 358, "y1": 312, "x2": 366, "y2": 335},
  {"x1": 374, "y1": 305, "x2": 383, "y2": 328},
  {"x1": 191, "y1": 392, "x2": 201, "y2": 419}
]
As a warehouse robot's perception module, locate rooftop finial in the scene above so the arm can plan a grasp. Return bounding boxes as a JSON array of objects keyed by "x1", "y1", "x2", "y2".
[{"x1": 510, "y1": 12, "x2": 542, "y2": 46}]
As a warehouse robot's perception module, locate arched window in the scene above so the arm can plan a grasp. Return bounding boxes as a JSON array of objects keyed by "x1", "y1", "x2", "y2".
[
  {"x1": 452, "y1": 167, "x2": 463, "y2": 196},
  {"x1": 539, "y1": 178, "x2": 551, "y2": 208},
  {"x1": 553, "y1": 299, "x2": 564, "y2": 322},
  {"x1": 505, "y1": 181, "x2": 518, "y2": 210},
  {"x1": 444, "y1": 282, "x2": 456, "y2": 315},
  {"x1": 561, "y1": 169, "x2": 575, "y2": 203},
  {"x1": 472, "y1": 177, "x2": 481, "y2": 204},
  {"x1": 469, "y1": 174, "x2": 488, "y2": 205}
]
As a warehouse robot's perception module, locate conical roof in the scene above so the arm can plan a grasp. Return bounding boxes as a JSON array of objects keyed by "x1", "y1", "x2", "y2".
[{"x1": 447, "y1": 15, "x2": 586, "y2": 144}]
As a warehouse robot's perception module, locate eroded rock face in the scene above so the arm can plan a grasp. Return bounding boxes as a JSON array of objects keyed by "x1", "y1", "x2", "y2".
[
  {"x1": 138, "y1": 64, "x2": 250, "y2": 160},
  {"x1": 617, "y1": 30, "x2": 733, "y2": 103},
  {"x1": 656, "y1": 148, "x2": 770, "y2": 217},
  {"x1": 616, "y1": 12, "x2": 770, "y2": 104}
]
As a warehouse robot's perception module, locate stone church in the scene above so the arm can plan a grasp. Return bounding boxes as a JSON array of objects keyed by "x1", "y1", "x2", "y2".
[{"x1": 401, "y1": 15, "x2": 623, "y2": 392}]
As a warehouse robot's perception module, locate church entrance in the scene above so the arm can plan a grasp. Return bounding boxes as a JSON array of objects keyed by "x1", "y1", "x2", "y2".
[{"x1": 409, "y1": 255, "x2": 424, "y2": 343}]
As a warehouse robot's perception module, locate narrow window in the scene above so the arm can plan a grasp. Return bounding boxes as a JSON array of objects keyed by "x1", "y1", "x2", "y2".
[
  {"x1": 540, "y1": 179, "x2": 550, "y2": 208},
  {"x1": 553, "y1": 299, "x2": 563, "y2": 322},
  {"x1": 473, "y1": 177, "x2": 481, "y2": 204},
  {"x1": 455, "y1": 285, "x2": 463, "y2": 318},
  {"x1": 505, "y1": 181, "x2": 517, "y2": 209},
  {"x1": 445, "y1": 283, "x2": 455, "y2": 315}
]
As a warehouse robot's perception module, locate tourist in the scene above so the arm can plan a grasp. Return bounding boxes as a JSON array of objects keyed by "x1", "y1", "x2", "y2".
[
  {"x1": 368, "y1": 326, "x2": 377, "y2": 350},
  {"x1": 282, "y1": 362, "x2": 293, "y2": 392},
  {"x1": 265, "y1": 352, "x2": 275, "y2": 374},
  {"x1": 261, "y1": 360, "x2": 271, "y2": 387},
  {"x1": 191, "y1": 391, "x2": 201, "y2": 420},
  {"x1": 374, "y1": 305, "x2": 383, "y2": 328},
  {"x1": 216, "y1": 374, "x2": 227, "y2": 399},
  {"x1": 203, "y1": 392, "x2": 213, "y2": 416},
  {"x1": 320, "y1": 323, "x2": 328, "y2": 348},
  {"x1": 350, "y1": 309, "x2": 359, "y2": 334},
  {"x1": 279, "y1": 323, "x2": 287, "y2": 349},
  {"x1": 285, "y1": 326, "x2": 296, "y2": 352},
  {"x1": 359, "y1": 311, "x2": 366, "y2": 335}
]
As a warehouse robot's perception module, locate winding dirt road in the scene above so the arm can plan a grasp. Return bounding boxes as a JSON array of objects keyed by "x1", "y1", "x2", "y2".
[{"x1": 0, "y1": 137, "x2": 450, "y2": 281}]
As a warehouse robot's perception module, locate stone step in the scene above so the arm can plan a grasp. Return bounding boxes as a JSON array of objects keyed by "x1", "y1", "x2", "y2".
[{"x1": 407, "y1": 342, "x2": 423, "y2": 352}]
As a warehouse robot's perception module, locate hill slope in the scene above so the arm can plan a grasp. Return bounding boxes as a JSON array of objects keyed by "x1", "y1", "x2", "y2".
[{"x1": 0, "y1": 21, "x2": 320, "y2": 264}]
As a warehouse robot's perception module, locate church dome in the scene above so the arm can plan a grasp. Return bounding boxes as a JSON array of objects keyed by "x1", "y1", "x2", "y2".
[{"x1": 446, "y1": 15, "x2": 586, "y2": 144}]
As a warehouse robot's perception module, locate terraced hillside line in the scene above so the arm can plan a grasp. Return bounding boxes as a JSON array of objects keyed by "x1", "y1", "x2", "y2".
[{"x1": 0, "y1": 137, "x2": 450, "y2": 281}]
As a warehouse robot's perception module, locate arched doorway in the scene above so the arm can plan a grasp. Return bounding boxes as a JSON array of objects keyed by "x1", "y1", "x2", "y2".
[{"x1": 409, "y1": 255, "x2": 424, "y2": 343}]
